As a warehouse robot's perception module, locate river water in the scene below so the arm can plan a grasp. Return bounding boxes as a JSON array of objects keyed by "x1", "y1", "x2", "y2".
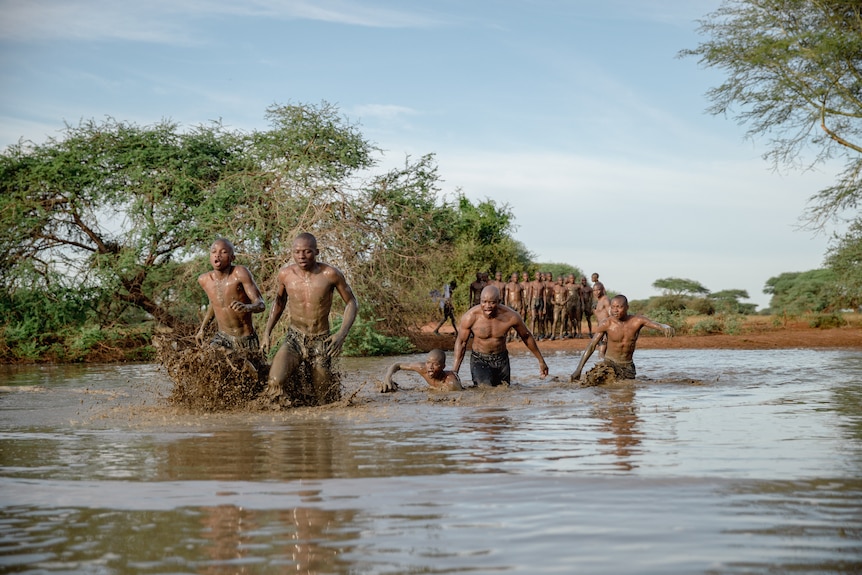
[{"x1": 1, "y1": 348, "x2": 861, "y2": 574}]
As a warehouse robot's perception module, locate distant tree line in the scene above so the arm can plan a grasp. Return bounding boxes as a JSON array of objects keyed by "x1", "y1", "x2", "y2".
[{"x1": 626, "y1": 271, "x2": 851, "y2": 335}]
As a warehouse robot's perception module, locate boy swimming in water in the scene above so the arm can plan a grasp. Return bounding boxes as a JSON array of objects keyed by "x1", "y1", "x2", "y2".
[{"x1": 381, "y1": 349, "x2": 462, "y2": 392}]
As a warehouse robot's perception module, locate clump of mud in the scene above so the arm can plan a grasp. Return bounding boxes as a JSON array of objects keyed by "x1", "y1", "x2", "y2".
[
  {"x1": 154, "y1": 335, "x2": 344, "y2": 411},
  {"x1": 264, "y1": 362, "x2": 342, "y2": 408},
  {"x1": 581, "y1": 362, "x2": 619, "y2": 387},
  {"x1": 154, "y1": 336, "x2": 268, "y2": 411}
]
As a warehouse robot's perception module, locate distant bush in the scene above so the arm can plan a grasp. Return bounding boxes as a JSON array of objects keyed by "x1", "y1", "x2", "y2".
[
  {"x1": 722, "y1": 314, "x2": 744, "y2": 335},
  {"x1": 647, "y1": 309, "x2": 689, "y2": 335},
  {"x1": 688, "y1": 298, "x2": 716, "y2": 316},
  {"x1": 808, "y1": 313, "x2": 847, "y2": 329},
  {"x1": 690, "y1": 314, "x2": 744, "y2": 335},
  {"x1": 691, "y1": 317, "x2": 723, "y2": 335}
]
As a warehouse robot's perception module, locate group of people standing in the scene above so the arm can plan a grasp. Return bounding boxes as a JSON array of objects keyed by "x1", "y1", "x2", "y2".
[{"x1": 456, "y1": 270, "x2": 607, "y2": 342}]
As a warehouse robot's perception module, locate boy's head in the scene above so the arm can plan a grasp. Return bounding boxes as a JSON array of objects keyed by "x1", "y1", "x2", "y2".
[
  {"x1": 209, "y1": 238, "x2": 236, "y2": 271},
  {"x1": 425, "y1": 349, "x2": 446, "y2": 378},
  {"x1": 610, "y1": 295, "x2": 629, "y2": 318}
]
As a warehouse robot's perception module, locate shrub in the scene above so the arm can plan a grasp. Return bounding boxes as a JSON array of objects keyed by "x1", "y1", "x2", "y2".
[
  {"x1": 647, "y1": 309, "x2": 689, "y2": 335},
  {"x1": 691, "y1": 317, "x2": 723, "y2": 335},
  {"x1": 336, "y1": 316, "x2": 415, "y2": 357},
  {"x1": 808, "y1": 313, "x2": 846, "y2": 329}
]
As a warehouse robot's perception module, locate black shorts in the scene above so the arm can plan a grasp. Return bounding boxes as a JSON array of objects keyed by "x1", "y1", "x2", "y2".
[{"x1": 470, "y1": 350, "x2": 511, "y2": 387}]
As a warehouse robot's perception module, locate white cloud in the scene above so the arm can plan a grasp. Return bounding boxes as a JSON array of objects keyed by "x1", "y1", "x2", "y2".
[{"x1": 0, "y1": 0, "x2": 443, "y2": 43}]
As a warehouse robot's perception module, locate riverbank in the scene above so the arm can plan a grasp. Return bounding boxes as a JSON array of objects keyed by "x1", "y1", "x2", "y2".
[{"x1": 411, "y1": 315, "x2": 862, "y2": 353}]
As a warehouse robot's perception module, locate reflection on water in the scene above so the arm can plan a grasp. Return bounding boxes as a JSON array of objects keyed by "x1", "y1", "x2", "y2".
[
  {"x1": 1, "y1": 349, "x2": 862, "y2": 573},
  {"x1": 594, "y1": 386, "x2": 642, "y2": 471}
]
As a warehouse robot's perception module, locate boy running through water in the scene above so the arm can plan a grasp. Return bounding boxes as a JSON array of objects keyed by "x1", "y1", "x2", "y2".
[{"x1": 195, "y1": 238, "x2": 266, "y2": 350}]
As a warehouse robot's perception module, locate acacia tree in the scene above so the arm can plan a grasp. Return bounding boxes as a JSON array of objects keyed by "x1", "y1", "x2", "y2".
[
  {"x1": 652, "y1": 277, "x2": 710, "y2": 297},
  {"x1": 0, "y1": 119, "x2": 252, "y2": 328},
  {"x1": 681, "y1": 0, "x2": 862, "y2": 227},
  {"x1": 709, "y1": 289, "x2": 756, "y2": 314}
]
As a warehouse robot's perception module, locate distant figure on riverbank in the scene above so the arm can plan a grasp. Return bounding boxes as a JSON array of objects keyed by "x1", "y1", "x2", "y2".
[
  {"x1": 195, "y1": 238, "x2": 266, "y2": 350},
  {"x1": 592, "y1": 282, "x2": 611, "y2": 358},
  {"x1": 380, "y1": 349, "x2": 462, "y2": 392},
  {"x1": 453, "y1": 285, "x2": 548, "y2": 387},
  {"x1": 433, "y1": 281, "x2": 458, "y2": 336},
  {"x1": 571, "y1": 294, "x2": 674, "y2": 386},
  {"x1": 261, "y1": 233, "x2": 358, "y2": 407},
  {"x1": 579, "y1": 276, "x2": 593, "y2": 337},
  {"x1": 469, "y1": 271, "x2": 488, "y2": 307}
]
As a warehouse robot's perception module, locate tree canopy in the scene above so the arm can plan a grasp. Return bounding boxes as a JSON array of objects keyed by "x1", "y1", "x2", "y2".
[
  {"x1": 652, "y1": 277, "x2": 711, "y2": 297},
  {"x1": 681, "y1": 0, "x2": 862, "y2": 228},
  {"x1": 764, "y1": 269, "x2": 839, "y2": 313},
  {"x1": 824, "y1": 218, "x2": 862, "y2": 309}
]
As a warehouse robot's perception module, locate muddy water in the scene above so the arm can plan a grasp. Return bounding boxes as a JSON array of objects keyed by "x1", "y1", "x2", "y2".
[{"x1": 1, "y1": 348, "x2": 861, "y2": 574}]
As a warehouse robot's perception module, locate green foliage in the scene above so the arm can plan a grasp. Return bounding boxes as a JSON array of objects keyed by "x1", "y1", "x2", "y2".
[
  {"x1": 709, "y1": 288, "x2": 753, "y2": 314},
  {"x1": 691, "y1": 317, "x2": 723, "y2": 335},
  {"x1": 692, "y1": 313, "x2": 744, "y2": 335},
  {"x1": 688, "y1": 297, "x2": 716, "y2": 316},
  {"x1": 443, "y1": 194, "x2": 533, "y2": 311},
  {"x1": 647, "y1": 295, "x2": 690, "y2": 313},
  {"x1": 825, "y1": 218, "x2": 862, "y2": 309},
  {"x1": 645, "y1": 309, "x2": 690, "y2": 335},
  {"x1": 764, "y1": 269, "x2": 839, "y2": 314},
  {"x1": 682, "y1": 0, "x2": 862, "y2": 228},
  {"x1": 642, "y1": 280, "x2": 755, "y2": 316},
  {"x1": 722, "y1": 313, "x2": 744, "y2": 335},
  {"x1": 652, "y1": 277, "x2": 710, "y2": 296},
  {"x1": 336, "y1": 316, "x2": 415, "y2": 357},
  {"x1": 0, "y1": 117, "x2": 250, "y2": 328},
  {"x1": 808, "y1": 312, "x2": 847, "y2": 329}
]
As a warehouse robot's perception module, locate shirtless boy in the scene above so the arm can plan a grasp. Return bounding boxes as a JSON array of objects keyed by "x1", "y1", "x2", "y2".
[
  {"x1": 525, "y1": 271, "x2": 545, "y2": 339},
  {"x1": 195, "y1": 238, "x2": 266, "y2": 350},
  {"x1": 381, "y1": 349, "x2": 462, "y2": 392},
  {"x1": 548, "y1": 276, "x2": 567, "y2": 340},
  {"x1": 570, "y1": 295, "x2": 674, "y2": 383},
  {"x1": 578, "y1": 276, "x2": 594, "y2": 337},
  {"x1": 453, "y1": 285, "x2": 548, "y2": 387},
  {"x1": 261, "y1": 233, "x2": 358, "y2": 405},
  {"x1": 504, "y1": 272, "x2": 524, "y2": 342},
  {"x1": 592, "y1": 282, "x2": 611, "y2": 357}
]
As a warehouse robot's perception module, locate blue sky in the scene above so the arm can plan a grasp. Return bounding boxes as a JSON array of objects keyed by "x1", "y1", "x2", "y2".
[{"x1": 0, "y1": 0, "x2": 839, "y2": 310}]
